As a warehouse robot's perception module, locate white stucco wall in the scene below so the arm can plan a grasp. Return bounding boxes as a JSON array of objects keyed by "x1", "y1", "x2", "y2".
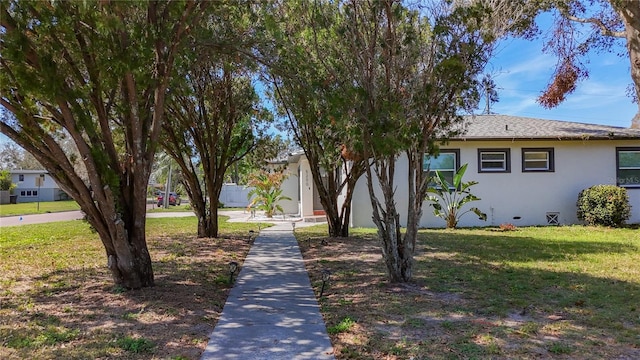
[
  {"x1": 350, "y1": 139, "x2": 640, "y2": 228},
  {"x1": 10, "y1": 170, "x2": 61, "y2": 202},
  {"x1": 278, "y1": 162, "x2": 301, "y2": 215}
]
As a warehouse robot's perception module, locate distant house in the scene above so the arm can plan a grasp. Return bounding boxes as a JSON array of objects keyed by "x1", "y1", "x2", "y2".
[
  {"x1": 281, "y1": 115, "x2": 640, "y2": 227},
  {"x1": 9, "y1": 170, "x2": 68, "y2": 203}
]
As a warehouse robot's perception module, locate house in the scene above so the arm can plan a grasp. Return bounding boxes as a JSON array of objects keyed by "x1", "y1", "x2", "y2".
[
  {"x1": 282, "y1": 115, "x2": 640, "y2": 227},
  {"x1": 9, "y1": 170, "x2": 68, "y2": 203}
]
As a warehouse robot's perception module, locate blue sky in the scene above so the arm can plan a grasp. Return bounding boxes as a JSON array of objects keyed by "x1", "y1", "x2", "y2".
[{"x1": 485, "y1": 17, "x2": 637, "y2": 129}]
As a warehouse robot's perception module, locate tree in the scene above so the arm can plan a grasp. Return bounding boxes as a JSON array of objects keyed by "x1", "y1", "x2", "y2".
[
  {"x1": 342, "y1": 0, "x2": 496, "y2": 282},
  {"x1": 535, "y1": 1, "x2": 640, "y2": 129},
  {"x1": 162, "y1": 54, "x2": 269, "y2": 238},
  {"x1": 227, "y1": 135, "x2": 293, "y2": 185},
  {"x1": 0, "y1": 169, "x2": 16, "y2": 192},
  {"x1": 0, "y1": 1, "x2": 205, "y2": 289},
  {"x1": 265, "y1": 0, "x2": 367, "y2": 237},
  {"x1": 0, "y1": 141, "x2": 41, "y2": 170}
]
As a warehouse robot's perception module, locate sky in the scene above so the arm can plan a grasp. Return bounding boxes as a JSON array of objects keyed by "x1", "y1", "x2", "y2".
[{"x1": 485, "y1": 16, "x2": 637, "y2": 129}]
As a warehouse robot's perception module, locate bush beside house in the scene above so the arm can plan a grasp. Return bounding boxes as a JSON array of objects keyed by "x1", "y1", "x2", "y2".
[
  {"x1": 577, "y1": 185, "x2": 631, "y2": 227},
  {"x1": 0, "y1": 170, "x2": 16, "y2": 204}
]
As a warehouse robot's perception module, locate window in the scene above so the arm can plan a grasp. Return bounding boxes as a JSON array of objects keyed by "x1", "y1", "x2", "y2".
[
  {"x1": 424, "y1": 150, "x2": 460, "y2": 186},
  {"x1": 478, "y1": 149, "x2": 510, "y2": 173},
  {"x1": 18, "y1": 174, "x2": 24, "y2": 182},
  {"x1": 617, "y1": 147, "x2": 640, "y2": 187},
  {"x1": 19, "y1": 190, "x2": 37, "y2": 197},
  {"x1": 522, "y1": 148, "x2": 554, "y2": 172}
]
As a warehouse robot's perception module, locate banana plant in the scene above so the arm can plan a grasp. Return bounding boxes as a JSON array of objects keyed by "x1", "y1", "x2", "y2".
[
  {"x1": 246, "y1": 170, "x2": 292, "y2": 218},
  {"x1": 426, "y1": 163, "x2": 487, "y2": 229}
]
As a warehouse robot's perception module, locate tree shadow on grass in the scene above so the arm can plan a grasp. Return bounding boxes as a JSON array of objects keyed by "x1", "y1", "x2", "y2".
[
  {"x1": 1, "y1": 234, "x2": 253, "y2": 360},
  {"x1": 299, "y1": 230, "x2": 640, "y2": 359}
]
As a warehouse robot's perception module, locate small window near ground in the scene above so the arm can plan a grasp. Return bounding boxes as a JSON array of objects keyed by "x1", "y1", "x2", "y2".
[
  {"x1": 20, "y1": 190, "x2": 26, "y2": 196},
  {"x1": 522, "y1": 148, "x2": 554, "y2": 172},
  {"x1": 424, "y1": 150, "x2": 460, "y2": 186},
  {"x1": 478, "y1": 149, "x2": 510, "y2": 173},
  {"x1": 617, "y1": 147, "x2": 640, "y2": 187}
]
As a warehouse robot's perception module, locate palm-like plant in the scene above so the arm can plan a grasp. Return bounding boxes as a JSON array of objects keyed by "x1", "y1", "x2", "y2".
[
  {"x1": 426, "y1": 163, "x2": 487, "y2": 229},
  {"x1": 246, "y1": 170, "x2": 292, "y2": 218}
]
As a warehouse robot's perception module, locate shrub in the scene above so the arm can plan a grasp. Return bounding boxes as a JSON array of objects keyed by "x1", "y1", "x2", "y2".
[
  {"x1": 499, "y1": 223, "x2": 517, "y2": 231},
  {"x1": 576, "y1": 185, "x2": 630, "y2": 227},
  {"x1": 0, "y1": 170, "x2": 16, "y2": 192},
  {"x1": 426, "y1": 163, "x2": 487, "y2": 229}
]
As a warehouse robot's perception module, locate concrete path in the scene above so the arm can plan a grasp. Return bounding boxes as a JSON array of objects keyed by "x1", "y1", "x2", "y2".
[{"x1": 201, "y1": 222, "x2": 335, "y2": 360}]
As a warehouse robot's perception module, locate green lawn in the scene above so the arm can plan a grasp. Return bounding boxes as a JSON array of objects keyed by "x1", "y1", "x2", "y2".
[
  {"x1": 0, "y1": 216, "x2": 270, "y2": 360},
  {"x1": 0, "y1": 200, "x2": 80, "y2": 217},
  {"x1": 296, "y1": 225, "x2": 640, "y2": 359}
]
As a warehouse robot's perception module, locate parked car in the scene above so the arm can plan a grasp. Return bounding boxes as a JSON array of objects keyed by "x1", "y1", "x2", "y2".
[{"x1": 157, "y1": 192, "x2": 181, "y2": 206}]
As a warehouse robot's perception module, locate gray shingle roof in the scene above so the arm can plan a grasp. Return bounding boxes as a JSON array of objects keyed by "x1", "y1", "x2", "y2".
[{"x1": 456, "y1": 114, "x2": 640, "y2": 140}]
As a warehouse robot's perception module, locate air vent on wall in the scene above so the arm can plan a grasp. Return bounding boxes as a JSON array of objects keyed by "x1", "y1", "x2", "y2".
[{"x1": 546, "y1": 212, "x2": 559, "y2": 225}]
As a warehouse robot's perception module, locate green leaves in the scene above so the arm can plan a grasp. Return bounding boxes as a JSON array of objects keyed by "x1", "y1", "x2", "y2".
[
  {"x1": 427, "y1": 163, "x2": 487, "y2": 229},
  {"x1": 246, "y1": 170, "x2": 292, "y2": 218}
]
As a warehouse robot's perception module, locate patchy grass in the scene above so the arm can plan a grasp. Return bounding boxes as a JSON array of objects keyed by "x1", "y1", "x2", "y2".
[
  {"x1": 0, "y1": 215, "x2": 269, "y2": 359},
  {"x1": 296, "y1": 225, "x2": 640, "y2": 359},
  {"x1": 0, "y1": 200, "x2": 80, "y2": 217}
]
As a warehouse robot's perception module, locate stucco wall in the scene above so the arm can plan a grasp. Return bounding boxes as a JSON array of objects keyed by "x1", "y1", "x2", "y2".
[
  {"x1": 350, "y1": 139, "x2": 640, "y2": 228},
  {"x1": 279, "y1": 162, "x2": 301, "y2": 215}
]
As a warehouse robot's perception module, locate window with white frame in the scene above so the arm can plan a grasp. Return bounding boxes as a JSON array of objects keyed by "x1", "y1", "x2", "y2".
[
  {"x1": 19, "y1": 190, "x2": 38, "y2": 197},
  {"x1": 522, "y1": 148, "x2": 554, "y2": 172},
  {"x1": 617, "y1": 147, "x2": 640, "y2": 187},
  {"x1": 478, "y1": 149, "x2": 510, "y2": 173},
  {"x1": 423, "y1": 150, "x2": 460, "y2": 186},
  {"x1": 18, "y1": 174, "x2": 24, "y2": 182}
]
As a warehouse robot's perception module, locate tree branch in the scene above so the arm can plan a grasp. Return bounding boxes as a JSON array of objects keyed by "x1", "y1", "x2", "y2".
[{"x1": 559, "y1": 8, "x2": 625, "y2": 38}]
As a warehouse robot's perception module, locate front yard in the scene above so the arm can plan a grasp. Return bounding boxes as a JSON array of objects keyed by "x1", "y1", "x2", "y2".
[
  {"x1": 296, "y1": 225, "x2": 640, "y2": 359},
  {"x1": 0, "y1": 216, "x2": 266, "y2": 360}
]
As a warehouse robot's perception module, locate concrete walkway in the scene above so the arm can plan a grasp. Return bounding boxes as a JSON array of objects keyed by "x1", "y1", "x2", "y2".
[{"x1": 201, "y1": 222, "x2": 335, "y2": 360}]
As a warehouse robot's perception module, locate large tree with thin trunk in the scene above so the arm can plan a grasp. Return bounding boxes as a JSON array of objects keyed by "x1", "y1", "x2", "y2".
[
  {"x1": 0, "y1": 1, "x2": 205, "y2": 289},
  {"x1": 342, "y1": 0, "x2": 496, "y2": 282},
  {"x1": 265, "y1": 0, "x2": 367, "y2": 237},
  {"x1": 534, "y1": 1, "x2": 640, "y2": 129},
  {"x1": 162, "y1": 54, "x2": 268, "y2": 238}
]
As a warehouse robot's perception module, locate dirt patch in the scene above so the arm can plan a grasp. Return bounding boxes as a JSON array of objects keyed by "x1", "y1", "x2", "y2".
[
  {"x1": 0, "y1": 231, "x2": 254, "y2": 359},
  {"x1": 297, "y1": 231, "x2": 640, "y2": 360}
]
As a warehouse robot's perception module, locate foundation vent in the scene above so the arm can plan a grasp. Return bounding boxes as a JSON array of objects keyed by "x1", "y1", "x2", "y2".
[{"x1": 546, "y1": 212, "x2": 559, "y2": 225}]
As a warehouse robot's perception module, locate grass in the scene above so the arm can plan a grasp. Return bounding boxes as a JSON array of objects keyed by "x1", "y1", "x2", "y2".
[
  {"x1": 146, "y1": 204, "x2": 193, "y2": 213},
  {"x1": 0, "y1": 215, "x2": 270, "y2": 359},
  {"x1": 296, "y1": 224, "x2": 640, "y2": 360},
  {"x1": 0, "y1": 200, "x2": 80, "y2": 217}
]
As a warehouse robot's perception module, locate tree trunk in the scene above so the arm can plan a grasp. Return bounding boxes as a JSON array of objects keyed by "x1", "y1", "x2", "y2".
[
  {"x1": 106, "y1": 218, "x2": 154, "y2": 289},
  {"x1": 617, "y1": 2, "x2": 640, "y2": 129},
  {"x1": 365, "y1": 154, "x2": 413, "y2": 282}
]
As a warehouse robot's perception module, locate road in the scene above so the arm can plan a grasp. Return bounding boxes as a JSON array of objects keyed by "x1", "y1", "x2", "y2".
[{"x1": 0, "y1": 209, "x2": 197, "y2": 227}]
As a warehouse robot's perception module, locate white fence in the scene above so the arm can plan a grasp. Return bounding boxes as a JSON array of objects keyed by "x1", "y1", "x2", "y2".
[{"x1": 219, "y1": 184, "x2": 253, "y2": 208}]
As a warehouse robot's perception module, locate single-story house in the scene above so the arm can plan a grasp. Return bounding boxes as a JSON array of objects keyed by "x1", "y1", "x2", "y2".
[
  {"x1": 280, "y1": 115, "x2": 640, "y2": 227},
  {"x1": 9, "y1": 169, "x2": 69, "y2": 203}
]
